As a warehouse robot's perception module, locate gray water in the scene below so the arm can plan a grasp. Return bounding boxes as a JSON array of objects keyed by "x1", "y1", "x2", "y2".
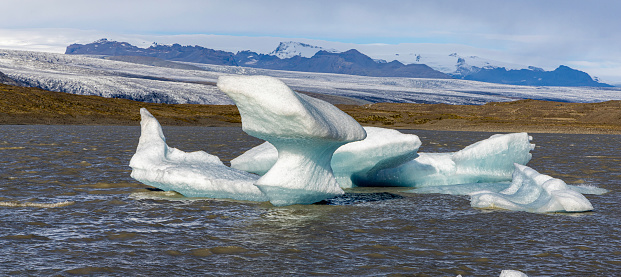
[{"x1": 0, "y1": 125, "x2": 620, "y2": 276}]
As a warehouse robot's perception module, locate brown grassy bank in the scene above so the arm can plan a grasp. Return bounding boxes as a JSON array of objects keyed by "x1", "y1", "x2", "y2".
[{"x1": 1, "y1": 83, "x2": 620, "y2": 134}]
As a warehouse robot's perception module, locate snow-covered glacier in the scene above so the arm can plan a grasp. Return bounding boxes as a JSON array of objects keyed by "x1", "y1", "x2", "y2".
[{"x1": 2, "y1": 49, "x2": 621, "y2": 105}]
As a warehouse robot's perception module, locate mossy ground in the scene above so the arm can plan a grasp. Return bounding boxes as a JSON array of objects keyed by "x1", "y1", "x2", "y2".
[{"x1": 2, "y1": 83, "x2": 620, "y2": 134}]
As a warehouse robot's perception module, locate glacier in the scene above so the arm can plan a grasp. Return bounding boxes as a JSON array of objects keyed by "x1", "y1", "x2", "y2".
[
  {"x1": 470, "y1": 164, "x2": 596, "y2": 213},
  {"x1": 2, "y1": 49, "x2": 621, "y2": 105},
  {"x1": 231, "y1": 127, "x2": 422, "y2": 188}
]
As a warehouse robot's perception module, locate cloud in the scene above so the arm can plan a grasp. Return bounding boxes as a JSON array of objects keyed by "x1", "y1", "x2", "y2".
[{"x1": 1, "y1": 0, "x2": 620, "y2": 84}]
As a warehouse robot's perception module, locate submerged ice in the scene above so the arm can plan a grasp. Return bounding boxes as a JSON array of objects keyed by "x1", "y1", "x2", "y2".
[{"x1": 470, "y1": 164, "x2": 595, "y2": 213}]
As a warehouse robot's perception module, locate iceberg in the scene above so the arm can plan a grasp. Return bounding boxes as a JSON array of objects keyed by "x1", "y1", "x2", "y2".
[
  {"x1": 128, "y1": 75, "x2": 599, "y2": 212},
  {"x1": 499, "y1": 270, "x2": 529, "y2": 277},
  {"x1": 470, "y1": 164, "x2": 594, "y2": 213},
  {"x1": 129, "y1": 108, "x2": 267, "y2": 202},
  {"x1": 130, "y1": 75, "x2": 367, "y2": 206},
  {"x1": 231, "y1": 127, "x2": 422, "y2": 188},
  {"x1": 217, "y1": 75, "x2": 366, "y2": 206},
  {"x1": 368, "y1": 133, "x2": 535, "y2": 187}
]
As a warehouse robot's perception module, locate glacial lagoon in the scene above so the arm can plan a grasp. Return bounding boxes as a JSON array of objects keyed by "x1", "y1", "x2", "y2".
[{"x1": 1, "y1": 125, "x2": 620, "y2": 276}]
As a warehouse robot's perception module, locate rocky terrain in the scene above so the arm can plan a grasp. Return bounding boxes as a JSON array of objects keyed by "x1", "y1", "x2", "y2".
[{"x1": 2, "y1": 83, "x2": 620, "y2": 134}]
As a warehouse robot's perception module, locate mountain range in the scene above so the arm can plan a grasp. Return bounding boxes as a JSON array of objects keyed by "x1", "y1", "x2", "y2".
[
  {"x1": 66, "y1": 39, "x2": 449, "y2": 79},
  {"x1": 66, "y1": 39, "x2": 612, "y2": 87}
]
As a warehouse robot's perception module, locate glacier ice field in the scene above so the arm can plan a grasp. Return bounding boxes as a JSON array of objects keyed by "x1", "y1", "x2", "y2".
[
  {"x1": 2, "y1": 49, "x2": 621, "y2": 105},
  {"x1": 129, "y1": 75, "x2": 605, "y2": 212}
]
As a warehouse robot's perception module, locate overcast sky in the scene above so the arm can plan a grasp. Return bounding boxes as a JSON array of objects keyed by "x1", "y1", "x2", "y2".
[{"x1": 1, "y1": 0, "x2": 620, "y2": 84}]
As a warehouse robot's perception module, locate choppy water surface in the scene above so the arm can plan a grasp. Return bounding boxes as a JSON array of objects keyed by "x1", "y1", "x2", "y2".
[{"x1": 1, "y1": 125, "x2": 620, "y2": 276}]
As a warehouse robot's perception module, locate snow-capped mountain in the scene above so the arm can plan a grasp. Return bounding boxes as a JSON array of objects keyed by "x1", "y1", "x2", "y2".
[
  {"x1": 269, "y1": 41, "x2": 338, "y2": 59},
  {"x1": 380, "y1": 52, "x2": 529, "y2": 75},
  {"x1": 381, "y1": 51, "x2": 610, "y2": 87}
]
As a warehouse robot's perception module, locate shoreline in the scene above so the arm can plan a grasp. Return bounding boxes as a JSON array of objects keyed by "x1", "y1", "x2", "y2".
[{"x1": 2, "y1": 83, "x2": 621, "y2": 135}]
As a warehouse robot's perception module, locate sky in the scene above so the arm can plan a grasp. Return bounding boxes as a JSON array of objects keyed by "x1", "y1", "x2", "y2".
[{"x1": 1, "y1": 0, "x2": 620, "y2": 85}]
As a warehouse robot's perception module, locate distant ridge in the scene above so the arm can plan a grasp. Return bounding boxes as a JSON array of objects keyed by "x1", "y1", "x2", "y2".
[
  {"x1": 66, "y1": 39, "x2": 238, "y2": 66},
  {"x1": 0, "y1": 70, "x2": 21, "y2": 86},
  {"x1": 66, "y1": 39, "x2": 451, "y2": 79},
  {"x1": 66, "y1": 39, "x2": 612, "y2": 87},
  {"x1": 460, "y1": 65, "x2": 611, "y2": 87}
]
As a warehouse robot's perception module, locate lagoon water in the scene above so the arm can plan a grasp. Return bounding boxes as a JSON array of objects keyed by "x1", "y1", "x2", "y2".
[{"x1": 1, "y1": 125, "x2": 620, "y2": 276}]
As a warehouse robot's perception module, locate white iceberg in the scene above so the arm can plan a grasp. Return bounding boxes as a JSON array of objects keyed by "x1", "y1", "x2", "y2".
[
  {"x1": 130, "y1": 75, "x2": 368, "y2": 206},
  {"x1": 231, "y1": 127, "x2": 422, "y2": 188},
  {"x1": 368, "y1": 133, "x2": 535, "y2": 187},
  {"x1": 470, "y1": 164, "x2": 594, "y2": 213},
  {"x1": 217, "y1": 75, "x2": 366, "y2": 206},
  {"x1": 458, "y1": 269, "x2": 528, "y2": 277},
  {"x1": 128, "y1": 75, "x2": 599, "y2": 212},
  {"x1": 499, "y1": 270, "x2": 529, "y2": 277},
  {"x1": 129, "y1": 108, "x2": 267, "y2": 202}
]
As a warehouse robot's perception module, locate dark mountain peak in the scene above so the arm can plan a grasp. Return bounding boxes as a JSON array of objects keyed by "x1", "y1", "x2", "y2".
[
  {"x1": 387, "y1": 60, "x2": 404, "y2": 65},
  {"x1": 65, "y1": 38, "x2": 140, "y2": 55},
  {"x1": 342, "y1": 49, "x2": 364, "y2": 55},
  {"x1": 312, "y1": 50, "x2": 336, "y2": 57},
  {"x1": 554, "y1": 65, "x2": 575, "y2": 72},
  {"x1": 528, "y1": 66, "x2": 544, "y2": 72}
]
